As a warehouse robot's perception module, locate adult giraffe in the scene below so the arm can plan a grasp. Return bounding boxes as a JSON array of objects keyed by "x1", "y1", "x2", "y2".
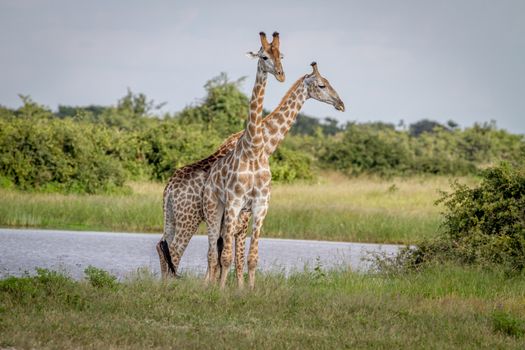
[
  {"x1": 204, "y1": 62, "x2": 345, "y2": 289},
  {"x1": 157, "y1": 31, "x2": 284, "y2": 278}
]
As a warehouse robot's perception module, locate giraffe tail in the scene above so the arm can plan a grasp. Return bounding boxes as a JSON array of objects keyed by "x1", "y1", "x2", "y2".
[
  {"x1": 217, "y1": 211, "x2": 226, "y2": 270},
  {"x1": 217, "y1": 237, "x2": 224, "y2": 270},
  {"x1": 159, "y1": 240, "x2": 177, "y2": 276}
]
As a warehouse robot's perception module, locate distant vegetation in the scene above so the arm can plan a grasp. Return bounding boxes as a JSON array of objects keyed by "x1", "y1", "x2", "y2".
[{"x1": 1, "y1": 73, "x2": 524, "y2": 193}]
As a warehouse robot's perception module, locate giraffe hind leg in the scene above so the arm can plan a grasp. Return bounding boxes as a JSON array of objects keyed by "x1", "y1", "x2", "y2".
[{"x1": 159, "y1": 192, "x2": 177, "y2": 278}]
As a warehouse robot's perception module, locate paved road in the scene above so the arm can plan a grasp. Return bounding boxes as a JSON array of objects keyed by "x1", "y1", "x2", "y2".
[{"x1": 0, "y1": 228, "x2": 402, "y2": 280}]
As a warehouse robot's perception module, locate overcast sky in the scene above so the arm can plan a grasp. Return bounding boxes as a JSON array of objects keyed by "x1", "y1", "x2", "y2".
[{"x1": 1, "y1": 0, "x2": 524, "y2": 132}]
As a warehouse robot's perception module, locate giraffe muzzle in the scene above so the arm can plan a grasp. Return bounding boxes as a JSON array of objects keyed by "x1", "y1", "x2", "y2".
[{"x1": 335, "y1": 100, "x2": 345, "y2": 112}]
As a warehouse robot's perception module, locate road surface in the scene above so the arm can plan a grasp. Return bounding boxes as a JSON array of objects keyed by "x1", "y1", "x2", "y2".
[{"x1": 0, "y1": 228, "x2": 402, "y2": 280}]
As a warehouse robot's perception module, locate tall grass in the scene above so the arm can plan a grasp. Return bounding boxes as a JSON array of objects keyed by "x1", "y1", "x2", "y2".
[
  {"x1": 0, "y1": 176, "x2": 476, "y2": 243},
  {"x1": 1, "y1": 265, "x2": 523, "y2": 349}
]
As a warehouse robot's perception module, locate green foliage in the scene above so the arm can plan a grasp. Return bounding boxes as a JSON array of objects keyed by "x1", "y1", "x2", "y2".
[
  {"x1": 139, "y1": 121, "x2": 223, "y2": 181},
  {"x1": 84, "y1": 266, "x2": 118, "y2": 290},
  {"x1": 0, "y1": 103, "x2": 127, "y2": 193},
  {"x1": 270, "y1": 145, "x2": 314, "y2": 182},
  {"x1": 290, "y1": 113, "x2": 343, "y2": 136},
  {"x1": 492, "y1": 311, "x2": 525, "y2": 338},
  {"x1": 0, "y1": 100, "x2": 125, "y2": 193},
  {"x1": 56, "y1": 104, "x2": 107, "y2": 120},
  {"x1": 393, "y1": 163, "x2": 525, "y2": 272},
  {"x1": 409, "y1": 118, "x2": 448, "y2": 136},
  {"x1": 320, "y1": 123, "x2": 411, "y2": 176},
  {"x1": 0, "y1": 268, "x2": 77, "y2": 305},
  {"x1": 177, "y1": 73, "x2": 249, "y2": 137},
  {"x1": 320, "y1": 122, "x2": 524, "y2": 177}
]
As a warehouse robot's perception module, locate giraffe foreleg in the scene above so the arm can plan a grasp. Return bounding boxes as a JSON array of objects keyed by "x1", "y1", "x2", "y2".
[
  {"x1": 204, "y1": 199, "x2": 223, "y2": 285},
  {"x1": 248, "y1": 201, "x2": 268, "y2": 289},
  {"x1": 234, "y1": 211, "x2": 250, "y2": 288},
  {"x1": 218, "y1": 206, "x2": 241, "y2": 289}
]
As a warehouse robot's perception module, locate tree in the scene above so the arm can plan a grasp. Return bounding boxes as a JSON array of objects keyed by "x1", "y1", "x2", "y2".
[
  {"x1": 409, "y1": 119, "x2": 447, "y2": 137},
  {"x1": 177, "y1": 73, "x2": 249, "y2": 137}
]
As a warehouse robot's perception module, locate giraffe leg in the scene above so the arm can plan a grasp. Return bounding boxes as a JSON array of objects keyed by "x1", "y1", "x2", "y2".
[
  {"x1": 204, "y1": 201, "x2": 223, "y2": 285},
  {"x1": 168, "y1": 221, "x2": 199, "y2": 279},
  {"x1": 159, "y1": 190, "x2": 178, "y2": 279},
  {"x1": 248, "y1": 203, "x2": 268, "y2": 289},
  {"x1": 234, "y1": 212, "x2": 250, "y2": 288},
  {"x1": 218, "y1": 208, "x2": 239, "y2": 289}
]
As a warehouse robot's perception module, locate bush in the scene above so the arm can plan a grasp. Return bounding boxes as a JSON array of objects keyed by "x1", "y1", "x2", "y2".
[
  {"x1": 318, "y1": 121, "x2": 524, "y2": 177},
  {"x1": 84, "y1": 266, "x2": 118, "y2": 290},
  {"x1": 0, "y1": 268, "x2": 76, "y2": 304},
  {"x1": 0, "y1": 116, "x2": 127, "y2": 194},
  {"x1": 140, "y1": 121, "x2": 223, "y2": 181},
  {"x1": 394, "y1": 163, "x2": 525, "y2": 272},
  {"x1": 320, "y1": 123, "x2": 411, "y2": 176},
  {"x1": 492, "y1": 311, "x2": 525, "y2": 338},
  {"x1": 270, "y1": 146, "x2": 314, "y2": 183}
]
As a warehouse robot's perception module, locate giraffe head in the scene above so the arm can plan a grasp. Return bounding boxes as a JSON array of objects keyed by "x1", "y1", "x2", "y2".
[
  {"x1": 247, "y1": 32, "x2": 285, "y2": 82},
  {"x1": 304, "y1": 62, "x2": 345, "y2": 112}
]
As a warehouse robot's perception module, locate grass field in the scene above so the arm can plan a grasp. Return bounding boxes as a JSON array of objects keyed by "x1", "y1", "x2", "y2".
[
  {"x1": 0, "y1": 175, "x2": 475, "y2": 244},
  {"x1": 1, "y1": 265, "x2": 524, "y2": 349}
]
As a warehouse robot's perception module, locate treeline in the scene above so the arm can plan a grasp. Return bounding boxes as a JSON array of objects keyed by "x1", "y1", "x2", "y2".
[
  {"x1": 289, "y1": 119, "x2": 524, "y2": 177},
  {"x1": 0, "y1": 73, "x2": 524, "y2": 193}
]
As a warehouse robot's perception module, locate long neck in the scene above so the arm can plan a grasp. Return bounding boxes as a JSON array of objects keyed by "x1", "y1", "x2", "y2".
[
  {"x1": 238, "y1": 62, "x2": 267, "y2": 160},
  {"x1": 262, "y1": 77, "x2": 308, "y2": 156}
]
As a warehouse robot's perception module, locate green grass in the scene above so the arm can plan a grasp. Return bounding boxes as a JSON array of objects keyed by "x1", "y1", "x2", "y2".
[
  {"x1": 0, "y1": 176, "x2": 476, "y2": 243},
  {"x1": 1, "y1": 265, "x2": 524, "y2": 349}
]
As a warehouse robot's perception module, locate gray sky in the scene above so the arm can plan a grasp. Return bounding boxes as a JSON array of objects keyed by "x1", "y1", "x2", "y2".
[{"x1": 1, "y1": 0, "x2": 524, "y2": 132}]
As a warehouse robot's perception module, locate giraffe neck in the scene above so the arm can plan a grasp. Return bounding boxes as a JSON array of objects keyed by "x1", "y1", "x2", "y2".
[
  {"x1": 262, "y1": 76, "x2": 308, "y2": 156},
  {"x1": 238, "y1": 62, "x2": 267, "y2": 160}
]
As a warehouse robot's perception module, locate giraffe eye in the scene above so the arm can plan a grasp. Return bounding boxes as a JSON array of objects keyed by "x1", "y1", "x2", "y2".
[
  {"x1": 318, "y1": 85, "x2": 326, "y2": 89},
  {"x1": 262, "y1": 56, "x2": 268, "y2": 61}
]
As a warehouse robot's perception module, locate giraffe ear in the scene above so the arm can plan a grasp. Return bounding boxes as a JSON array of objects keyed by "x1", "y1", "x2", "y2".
[{"x1": 246, "y1": 51, "x2": 259, "y2": 59}]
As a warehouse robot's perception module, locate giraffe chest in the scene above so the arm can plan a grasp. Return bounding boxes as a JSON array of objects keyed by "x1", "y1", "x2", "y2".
[{"x1": 219, "y1": 161, "x2": 271, "y2": 202}]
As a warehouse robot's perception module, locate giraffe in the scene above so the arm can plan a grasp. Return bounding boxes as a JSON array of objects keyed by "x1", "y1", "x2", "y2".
[
  {"x1": 203, "y1": 62, "x2": 345, "y2": 289},
  {"x1": 157, "y1": 31, "x2": 284, "y2": 279}
]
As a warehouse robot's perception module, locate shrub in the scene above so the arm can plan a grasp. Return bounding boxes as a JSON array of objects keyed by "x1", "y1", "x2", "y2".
[
  {"x1": 492, "y1": 311, "x2": 525, "y2": 338},
  {"x1": 140, "y1": 121, "x2": 223, "y2": 181},
  {"x1": 394, "y1": 163, "x2": 525, "y2": 272},
  {"x1": 0, "y1": 268, "x2": 76, "y2": 304},
  {"x1": 84, "y1": 266, "x2": 118, "y2": 290},
  {"x1": 270, "y1": 146, "x2": 314, "y2": 183},
  {"x1": 0, "y1": 117, "x2": 127, "y2": 193},
  {"x1": 320, "y1": 123, "x2": 411, "y2": 176}
]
